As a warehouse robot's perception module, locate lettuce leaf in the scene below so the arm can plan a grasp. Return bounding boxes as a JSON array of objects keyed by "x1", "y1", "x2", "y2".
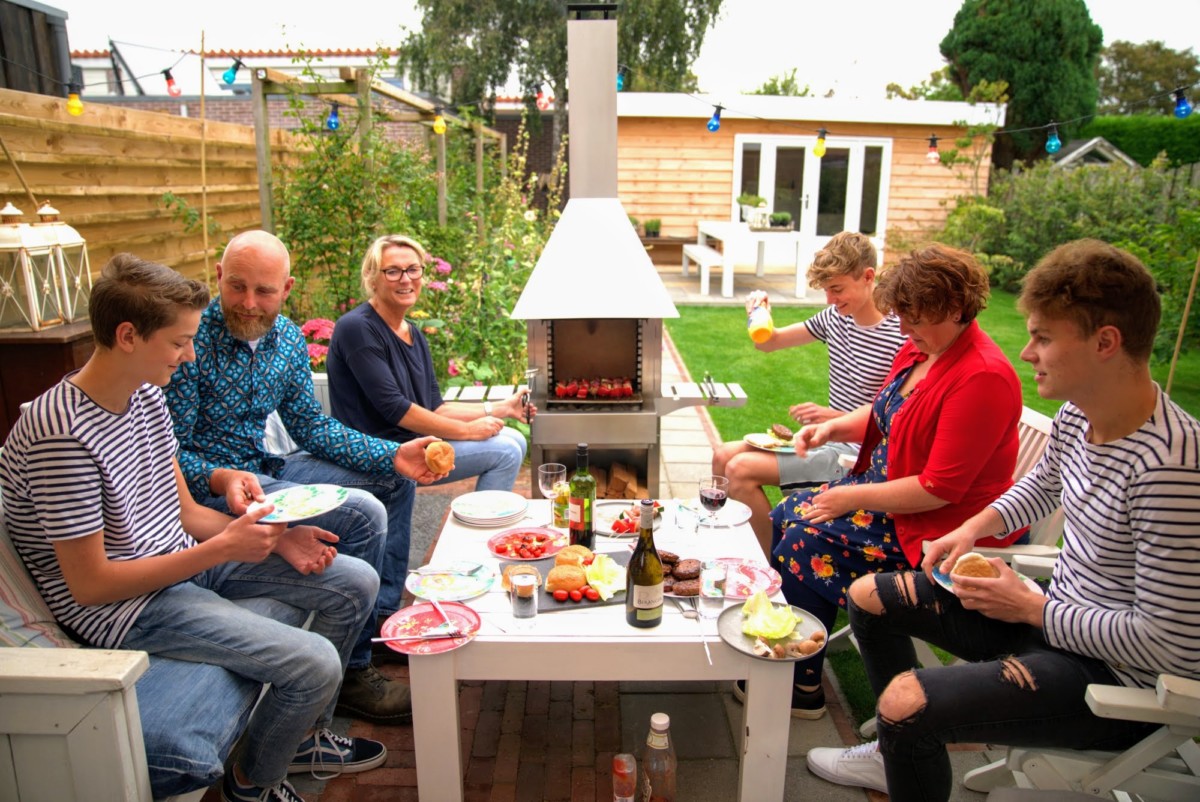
[
  {"x1": 741, "y1": 590, "x2": 799, "y2": 639},
  {"x1": 585, "y1": 554, "x2": 626, "y2": 601}
]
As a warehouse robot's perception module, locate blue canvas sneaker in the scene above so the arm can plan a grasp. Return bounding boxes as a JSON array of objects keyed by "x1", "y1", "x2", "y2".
[
  {"x1": 221, "y1": 771, "x2": 304, "y2": 802},
  {"x1": 288, "y1": 728, "x2": 387, "y2": 778}
]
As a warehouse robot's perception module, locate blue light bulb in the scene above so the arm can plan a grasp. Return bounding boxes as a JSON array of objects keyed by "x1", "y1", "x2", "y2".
[
  {"x1": 616, "y1": 71, "x2": 625, "y2": 91},
  {"x1": 1174, "y1": 90, "x2": 1193, "y2": 119},
  {"x1": 326, "y1": 102, "x2": 341, "y2": 131},
  {"x1": 1045, "y1": 126, "x2": 1062, "y2": 154},
  {"x1": 707, "y1": 105, "x2": 722, "y2": 133}
]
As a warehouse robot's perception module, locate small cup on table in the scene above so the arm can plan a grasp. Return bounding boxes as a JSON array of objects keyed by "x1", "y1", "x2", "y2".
[
  {"x1": 510, "y1": 573, "x2": 539, "y2": 628},
  {"x1": 699, "y1": 561, "x2": 728, "y2": 618}
]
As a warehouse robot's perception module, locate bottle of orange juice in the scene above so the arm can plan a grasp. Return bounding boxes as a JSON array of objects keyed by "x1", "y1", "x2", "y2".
[{"x1": 747, "y1": 294, "x2": 774, "y2": 344}]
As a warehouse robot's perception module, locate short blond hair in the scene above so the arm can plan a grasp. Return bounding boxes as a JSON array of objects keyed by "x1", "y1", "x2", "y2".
[
  {"x1": 807, "y1": 232, "x2": 878, "y2": 288},
  {"x1": 360, "y1": 234, "x2": 428, "y2": 299}
]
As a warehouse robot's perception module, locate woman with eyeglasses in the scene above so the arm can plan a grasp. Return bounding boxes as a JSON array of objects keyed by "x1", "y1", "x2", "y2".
[{"x1": 326, "y1": 235, "x2": 533, "y2": 499}]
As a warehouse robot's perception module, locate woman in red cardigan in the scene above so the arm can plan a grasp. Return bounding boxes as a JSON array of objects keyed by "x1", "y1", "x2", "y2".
[{"x1": 751, "y1": 244, "x2": 1025, "y2": 719}]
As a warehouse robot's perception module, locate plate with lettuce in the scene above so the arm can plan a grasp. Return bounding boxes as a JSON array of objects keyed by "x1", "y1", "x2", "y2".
[{"x1": 716, "y1": 590, "x2": 828, "y2": 662}]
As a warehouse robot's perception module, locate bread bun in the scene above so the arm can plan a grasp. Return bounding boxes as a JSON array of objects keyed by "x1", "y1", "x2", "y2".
[
  {"x1": 950, "y1": 552, "x2": 1000, "y2": 579},
  {"x1": 545, "y1": 565, "x2": 586, "y2": 593},
  {"x1": 554, "y1": 544, "x2": 593, "y2": 567},
  {"x1": 425, "y1": 441, "x2": 455, "y2": 473},
  {"x1": 502, "y1": 563, "x2": 541, "y2": 591}
]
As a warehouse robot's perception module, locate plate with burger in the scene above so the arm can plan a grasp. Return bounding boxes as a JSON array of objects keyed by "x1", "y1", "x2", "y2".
[
  {"x1": 932, "y1": 552, "x2": 1043, "y2": 596},
  {"x1": 743, "y1": 423, "x2": 797, "y2": 454}
]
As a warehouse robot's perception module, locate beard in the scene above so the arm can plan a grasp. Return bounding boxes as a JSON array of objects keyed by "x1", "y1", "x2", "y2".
[{"x1": 222, "y1": 298, "x2": 277, "y2": 341}]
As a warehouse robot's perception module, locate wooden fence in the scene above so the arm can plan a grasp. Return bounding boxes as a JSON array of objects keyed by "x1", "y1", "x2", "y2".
[{"x1": 0, "y1": 85, "x2": 304, "y2": 284}]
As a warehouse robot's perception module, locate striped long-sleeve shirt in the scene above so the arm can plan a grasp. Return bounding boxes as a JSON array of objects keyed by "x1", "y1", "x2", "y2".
[{"x1": 991, "y1": 390, "x2": 1200, "y2": 688}]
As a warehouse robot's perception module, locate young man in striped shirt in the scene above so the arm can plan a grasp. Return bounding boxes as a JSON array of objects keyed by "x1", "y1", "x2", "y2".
[
  {"x1": 805, "y1": 239, "x2": 1200, "y2": 801},
  {"x1": 0, "y1": 255, "x2": 388, "y2": 802},
  {"x1": 712, "y1": 231, "x2": 905, "y2": 554}
]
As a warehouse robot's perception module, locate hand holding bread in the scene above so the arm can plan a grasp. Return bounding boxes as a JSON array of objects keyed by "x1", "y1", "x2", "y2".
[{"x1": 425, "y1": 440, "x2": 456, "y2": 474}]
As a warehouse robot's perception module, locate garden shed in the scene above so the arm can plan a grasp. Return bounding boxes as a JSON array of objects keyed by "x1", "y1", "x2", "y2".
[{"x1": 616, "y1": 92, "x2": 1005, "y2": 271}]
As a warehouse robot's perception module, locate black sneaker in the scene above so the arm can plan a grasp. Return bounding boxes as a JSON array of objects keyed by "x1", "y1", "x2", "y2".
[
  {"x1": 287, "y1": 728, "x2": 387, "y2": 778},
  {"x1": 222, "y1": 771, "x2": 304, "y2": 802},
  {"x1": 732, "y1": 679, "x2": 828, "y2": 720}
]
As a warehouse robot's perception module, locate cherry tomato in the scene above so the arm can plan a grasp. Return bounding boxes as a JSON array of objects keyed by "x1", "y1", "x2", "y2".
[
  {"x1": 584, "y1": 588, "x2": 600, "y2": 602},
  {"x1": 583, "y1": 555, "x2": 594, "y2": 566},
  {"x1": 553, "y1": 589, "x2": 568, "y2": 602},
  {"x1": 569, "y1": 589, "x2": 583, "y2": 602}
]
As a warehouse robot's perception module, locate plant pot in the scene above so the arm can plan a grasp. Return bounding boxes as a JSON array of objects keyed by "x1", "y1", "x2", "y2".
[{"x1": 644, "y1": 231, "x2": 660, "y2": 238}]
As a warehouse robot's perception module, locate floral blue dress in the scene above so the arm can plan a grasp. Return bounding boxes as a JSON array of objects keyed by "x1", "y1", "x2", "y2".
[{"x1": 769, "y1": 366, "x2": 917, "y2": 629}]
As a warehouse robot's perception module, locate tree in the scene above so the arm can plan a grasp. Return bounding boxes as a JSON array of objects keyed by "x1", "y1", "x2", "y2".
[
  {"x1": 939, "y1": 0, "x2": 1102, "y2": 169},
  {"x1": 399, "y1": 0, "x2": 723, "y2": 166},
  {"x1": 749, "y1": 68, "x2": 811, "y2": 97},
  {"x1": 1098, "y1": 40, "x2": 1200, "y2": 115},
  {"x1": 885, "y1": 66, "x2": 964, "y2": 101}
]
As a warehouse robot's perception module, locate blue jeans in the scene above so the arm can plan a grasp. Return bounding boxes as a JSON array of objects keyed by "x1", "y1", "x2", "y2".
[
  {"x1": 200, "y1": 452, "x2": 413, "y2": 667},
  {"x1": 119, "y1": 553, "x2": 378, "y2": 787},
  {"x1": 852, "y1": 571, "x2": 1156, "y2": 802},
  {"x1": 431, "y1": 426, "x2": 526, "y2": 492}
]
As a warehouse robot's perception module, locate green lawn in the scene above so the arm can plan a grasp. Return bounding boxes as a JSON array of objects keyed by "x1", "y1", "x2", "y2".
[{"x1": 666, "y1": 293, "x2": 1200, "y2": 724}]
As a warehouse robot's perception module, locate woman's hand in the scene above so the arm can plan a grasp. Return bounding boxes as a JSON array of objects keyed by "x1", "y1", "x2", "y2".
[
  {"x1": 793, "y1": 421, "x2": 832, "y2": 456},
  {"x1": 800, "y1": 484, "x2": 858, "y2": 524},
  {"x1": 463, "y1": 416, "x2": 505, "y2": 440},
  {"x1": 275, "y1": 526, "x2": 338, "y2": 575}
]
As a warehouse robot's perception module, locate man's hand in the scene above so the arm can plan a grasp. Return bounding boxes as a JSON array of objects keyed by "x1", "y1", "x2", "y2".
[
  {"x1": 500, "y1": 390, "x2": 536, "y2": 422},
  {"x1": 464, "y1": 416, "x2": 506, "y2": 440},
  {"x1": 211, "y1": 468, "x2": 266, "y2": 515},
  {"x1": 274, "y1": 525, "x2": 338, "y2": 575},
  {"x1": 745, "y1": 290, "x2": 769, "y2": 315},
  {"x1": 789, "y1": 402, "x2": 840, "y2": 427},
  {"x1": 394, "y1": 435, "x2": 449, "y2": 484},
  {"x1": 218, "y1": 505, "x2": 286, "y2": 563},
  {"x1": 950, "y1": 560, "x2": 1047, "y2": 627}
]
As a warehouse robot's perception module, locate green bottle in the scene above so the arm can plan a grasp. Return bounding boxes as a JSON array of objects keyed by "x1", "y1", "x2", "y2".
[
  {"x1": 568, "y1": 443, "x2": 596, "y2": 550},
  {"x1": 626, "y1": 499, "x2": 664, "y2": 628}
]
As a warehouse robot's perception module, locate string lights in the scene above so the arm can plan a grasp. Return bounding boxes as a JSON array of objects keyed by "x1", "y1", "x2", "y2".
[
  {"x1": 813, "y1": 127, "x2": 828, "y2": 158},
  {"x1": 1044, "y1": 122, "x2": 1062, "y2": 154},
  {"x1": 926, "y1": 134, "x2": 941, "y2": 165},
  {"x1": 616, "y1": 64, "x2": 629, "y2": 91},
  {"x1": 432, "y1": 108, "x2": 447, "y2": 135},
  {"x1": 706, "y1": 104, "x2": 723, "y2": 132},
  {"x1": 1173, "y1": 88, "x2": 1194, "y2": 119},
  {"x1": 66, "y1": 82, "x2": 84, "y2": 117},
  {"x1": 222, "y1": 58, "x2": 244, "y2": 86},
  {"x1": 325, "y1": 101, "x2": 341, "y2": 131},
  {"x1": 535, "y1": 87, "x2": 551, "y2": 111}
]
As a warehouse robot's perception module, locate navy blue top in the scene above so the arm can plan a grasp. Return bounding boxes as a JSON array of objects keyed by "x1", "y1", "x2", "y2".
[{"x1": 326, "y1": 302, "x2": 444, "y2": 444}]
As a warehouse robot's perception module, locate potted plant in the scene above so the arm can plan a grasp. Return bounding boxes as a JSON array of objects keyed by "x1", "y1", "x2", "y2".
[
  {"x1": 629, "y1": 215, "x2": 640, "y2": 232},
  {"x1": 736, "y1": 192, "x2": 766, "y2": 222},
  {"x1": 769, "y1": 211, "x2": 793, "y2": 230},
  {"x1": 643, "y1": 218, "x2": 662, "y2": 238}
]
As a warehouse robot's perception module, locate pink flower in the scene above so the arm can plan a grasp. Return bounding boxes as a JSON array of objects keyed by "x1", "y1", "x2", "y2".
[
  {"x1": 433, "y1": 257, "x2": 453, "y2": 275},
  {"x1": 427, "y1": 280, "x2": 447, "y2": 291},
  {"x1": 423, "y1": 325, "x2": 437, "y2": 335},
  {"x1": 301, "y1": 318, "x2": 335, "y2": 341},
  {"x1": 448, "y1": 358, "x2": 460, "y2": 377}
]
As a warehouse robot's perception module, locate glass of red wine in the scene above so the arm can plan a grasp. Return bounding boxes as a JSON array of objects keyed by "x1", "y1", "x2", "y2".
[{"x1": 697, "y1": 475, "x2": 730, "y2": 529}]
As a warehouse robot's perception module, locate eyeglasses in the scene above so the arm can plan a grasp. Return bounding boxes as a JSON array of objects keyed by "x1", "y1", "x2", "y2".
[{"x1": 381, "y1": 265, "x2": 424, "y2": 281}]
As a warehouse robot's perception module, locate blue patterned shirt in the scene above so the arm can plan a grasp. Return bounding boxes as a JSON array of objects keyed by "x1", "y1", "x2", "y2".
[{"x1": 166, "y1": 300, "x2": 399, "y2": 500}]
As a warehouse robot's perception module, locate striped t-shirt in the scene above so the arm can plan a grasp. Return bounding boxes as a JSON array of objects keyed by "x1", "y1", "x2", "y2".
[
  {"x1": 804, "y1": 306, "x2": 906, "y2": 412},
  {"x1": 991, "y1": 391, "x2": 1200, "y2": 688},
  {"x1": 0, "y1": 378, "x2": 194, "y2": 649}
]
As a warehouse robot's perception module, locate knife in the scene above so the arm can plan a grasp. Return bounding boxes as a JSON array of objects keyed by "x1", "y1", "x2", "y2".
[{"x1": 371, "y1": 632, "x2": 465, "y2": 643}]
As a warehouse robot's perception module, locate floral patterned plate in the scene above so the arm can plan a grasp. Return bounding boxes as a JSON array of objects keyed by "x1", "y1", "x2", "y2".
[
  {"x1": 404, "y1": 568, "x2": 497, "y2": 601},
  {"x1": 709, "y1": 558, "x2": 782, "y2": 599},
  {"x1": 250, "y1": 484, "x2": 348, "y2": 523},
  {"x1": 380, "y1": 602, "x2": 481, "y2": 656}
]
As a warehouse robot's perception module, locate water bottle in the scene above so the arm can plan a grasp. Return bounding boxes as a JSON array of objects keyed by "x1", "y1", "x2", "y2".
[
  {"x1": 747, "y1": 295, "x2": 774, "y2": 344},
  {"x1": 638, "y1": 712, "x2": 676, "y2": 801}
]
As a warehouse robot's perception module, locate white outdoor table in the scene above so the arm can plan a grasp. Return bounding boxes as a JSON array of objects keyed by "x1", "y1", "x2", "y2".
[
  {"x1": 697, "y1": 220, "x2": 804, "y2": 299},
  {"x1": 408, "y1": 499, "x2": 794, "y2": 801}
]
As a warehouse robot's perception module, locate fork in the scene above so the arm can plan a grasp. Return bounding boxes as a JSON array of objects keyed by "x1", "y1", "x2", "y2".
[
  {"x1": 675, "y1": 597, "x2": 713, "y2": 666},
  {"x1": 429, "y1": 598, "x2": 466, "y2": 638}
]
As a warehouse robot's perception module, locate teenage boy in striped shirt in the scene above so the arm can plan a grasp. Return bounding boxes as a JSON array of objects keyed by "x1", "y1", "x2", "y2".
[
  {"x1": 0, "y1": 254, "x2": 388, "y2": 802},
  {"x1": 804, "y1": 239, "x2": 1200, "y2": 801}
]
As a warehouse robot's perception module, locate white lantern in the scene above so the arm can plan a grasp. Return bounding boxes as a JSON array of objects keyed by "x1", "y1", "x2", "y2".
[{"x1": 0, "y1": 202, "x2": 91, "y2": 331}]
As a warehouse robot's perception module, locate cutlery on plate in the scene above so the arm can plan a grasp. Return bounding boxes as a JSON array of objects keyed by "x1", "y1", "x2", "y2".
[
  {"x1": 409, "y1": 562, "x2": 484, "y2": 576},
  {"x1": 371, "y1": 631, "x2": 464, "y2": 643},
  {"x1": 430, "y1": 598, "x2": 465, "y2": 638}
]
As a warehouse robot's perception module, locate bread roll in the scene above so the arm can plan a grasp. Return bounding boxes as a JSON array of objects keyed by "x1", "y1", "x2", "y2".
[
  {"x1": 546, "y1": 565, "x2": 586, "y2": 593},
  {"x1": 502, "y1": 563, "x2": 541, "y2": 591},
  {"x1": 554, "y1": 544, "x2": 593, "y2": 567},
  {"x1": 425, "y1": 441, "x2": 455, "y2": 473},
  {"x1": 950, "y1": 552, "x2": 1000, "y2": 579}
]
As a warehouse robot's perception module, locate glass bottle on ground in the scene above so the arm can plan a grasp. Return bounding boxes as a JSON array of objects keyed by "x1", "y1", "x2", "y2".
[{"x1": 638, "y1": 712, "x2": 676, "y2": 802}]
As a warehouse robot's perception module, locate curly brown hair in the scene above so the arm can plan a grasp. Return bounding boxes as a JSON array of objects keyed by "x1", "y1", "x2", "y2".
[
  {"x1": 1019, "y1": 239, "x2": 1159, "y2": 361},
  {"x1": 89, "y1": 254, "x2": 209, "y2": 348},
  {"x1": 806, "y1": 231, "x2": 878, "y2": 288},
  {"x1": 874, "y1": 244, "x2": 990, "y2": 324}
]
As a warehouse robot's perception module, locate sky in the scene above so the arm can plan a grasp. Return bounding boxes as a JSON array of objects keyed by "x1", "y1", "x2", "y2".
[{"x1": 53, "y1": 0, "x2": 1199, "y2": 101}]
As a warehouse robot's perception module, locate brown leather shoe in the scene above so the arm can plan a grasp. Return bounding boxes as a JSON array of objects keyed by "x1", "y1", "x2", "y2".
[{"x1": 335, "y1": 664, "x2": 412, "y2": 724}]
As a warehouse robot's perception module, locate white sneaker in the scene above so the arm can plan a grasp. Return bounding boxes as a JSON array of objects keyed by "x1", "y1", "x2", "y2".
[{"x1": 806, "y1": 740, "x2": 887, "y2": 793}]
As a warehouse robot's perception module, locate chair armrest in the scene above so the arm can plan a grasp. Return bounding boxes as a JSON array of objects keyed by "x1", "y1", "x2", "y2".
[
  {"x1": 0, "y1": 647, "x2": 149, "y2": 694},
  {"x1": 1158, "y1": 674, "x2": 1200, "y2": 718},
  {"x1": 1086, "y1": 677, "x2": 1200, "y2": 728},
  {"x1": 1011, "y1": 555, "x2": 1057, "y2": 578}
]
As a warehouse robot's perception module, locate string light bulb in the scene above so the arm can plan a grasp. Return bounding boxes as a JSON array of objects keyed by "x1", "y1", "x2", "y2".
[
  {"x1": 926, "y1": 134, "x2": 940, "y2": 165},
  {"x1": 813, "y1": 127, "x2": 828, "y2": 158},
  {"x1": 535, "y1": 89, "x2": 550, "y2": 111},
  {"x1": 162, "y1": 69, "x2": 182, "y2": 97},
  {"x1": 432, "y1": 110, "x2": 447, "y2": 135},
  {"x1": 706, "y1": 104, "x2": 723, "y2": 133},
  {"x1": 1173, "y1": 88, "x2": 1193, "y2": 119},
  {"x1": 325, "y1": 101, "x2": 341, "y2": 131},
  {"x1": 616, "y1": 70, "x2": 625, "y2": 91},
  {"x1": 66, "y1": 82, "x2": 84, "y2": 117},
  {"x1": 1044, "y1": 122, "x2": 1062, "y2": 154},
  {"x1": 222, "y1": 58, "x2": 244, "y2": 86}
]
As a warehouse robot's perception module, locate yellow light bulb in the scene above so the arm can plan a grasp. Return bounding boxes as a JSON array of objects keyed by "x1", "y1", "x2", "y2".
[
  {"x1": 66, "y1": 92, "x2": 84, "y2": 117},
  {"x1": 813, "y1": 138, "x2": 826, "y2": 158},
  {"x1": 432, "y1": 114, "x2": 447, "y2": 135}
]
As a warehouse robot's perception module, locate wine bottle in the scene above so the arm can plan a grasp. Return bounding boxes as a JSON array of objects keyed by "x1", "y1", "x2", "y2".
[
  {"x1": 626, "y1": 498, "x2": 664, "y2": 628},
  {"x1": 637, "y1": 712, "x2": 676, "y2": 802},
  {"x1": 568, "y1": 443, "x2": 596, "y2": 550}
]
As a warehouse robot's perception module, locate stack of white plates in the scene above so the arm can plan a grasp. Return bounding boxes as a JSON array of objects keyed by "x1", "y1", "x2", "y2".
[{"x1": 450, "y1": 490, "x2": 530, "y2": 527}]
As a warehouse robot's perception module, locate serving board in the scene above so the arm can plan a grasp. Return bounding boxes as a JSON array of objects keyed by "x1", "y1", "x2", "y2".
[{"x1": 499, "y1": 550, "x2": 633, "y2": 613}]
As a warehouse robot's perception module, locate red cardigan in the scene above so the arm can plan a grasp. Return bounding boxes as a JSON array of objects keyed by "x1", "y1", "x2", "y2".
[{"x1": 851, "y1": 321, "x2": 1026, "y2": 566}]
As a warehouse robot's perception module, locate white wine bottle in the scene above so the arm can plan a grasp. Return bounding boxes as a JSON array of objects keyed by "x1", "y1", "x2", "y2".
[
  {"x1": 626, "y1": 498, "x2": 664, "y2": 628},
  {"x1": 568, "y1": 443, "x2": 596, "y2": 550}
]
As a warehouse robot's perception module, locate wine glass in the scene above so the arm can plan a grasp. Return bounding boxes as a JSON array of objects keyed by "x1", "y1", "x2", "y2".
[
  {"x1": 697, "y1": 475, "x2": 730, "y2": 529},
  {"x1": 537, "y1": 463, "x2": 567, "y2": 527}
]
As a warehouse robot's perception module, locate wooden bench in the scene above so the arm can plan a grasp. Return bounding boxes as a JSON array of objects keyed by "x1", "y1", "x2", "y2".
[{"x1": 681, "y1": 243, "x2": 725, "y2": 296}]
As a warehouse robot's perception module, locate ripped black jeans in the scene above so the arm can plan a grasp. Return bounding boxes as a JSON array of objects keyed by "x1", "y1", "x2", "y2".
[{"x1": 851, "y1": 571, "x2": 1156, "y2": 802}]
